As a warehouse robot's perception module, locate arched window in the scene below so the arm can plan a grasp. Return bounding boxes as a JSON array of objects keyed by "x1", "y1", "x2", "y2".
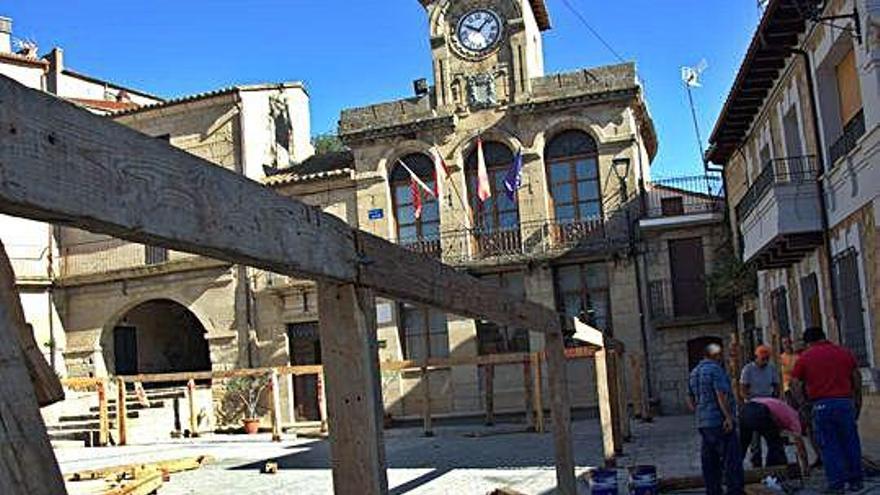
[
  {"x1": 390, "y1": 153, "x2": 440, "y2": 257},
  {"x1": 465, "y1": 141, "x2": 521, "y2": 257},
  {"x1": 545, "y1": 130, "x2": 601, "y2": 223},
  {"x1": 465, "y1": 141, "x2": 519, "y2": 231}
]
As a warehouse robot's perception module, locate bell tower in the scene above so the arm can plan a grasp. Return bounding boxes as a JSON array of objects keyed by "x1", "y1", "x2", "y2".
[{"x1": 420, "y1": 0, "x2": 550, "y2": 111}]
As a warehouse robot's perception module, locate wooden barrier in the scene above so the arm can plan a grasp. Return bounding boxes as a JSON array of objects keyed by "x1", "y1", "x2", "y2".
[
  {"x1": 270, "y1": 370, "x2": 282, "y2": 442},
  {"x1": 421, "y1": 308, "x2": 433, "y2": 437},
  {"x1": 532, "y1": 352, "x2": 545, "y2": 433},
  {"x1": 187, "y1": 379, "x2": 199, "y2": 437},
  {"x1": 523, "y1": 358, "x2": 534, "y2": 430},
  {"x1": 484, "y1": 363, "x2": 495, "y2": 426},
  {"x1": 97, "y1": 379, "x2": 109, "y2": 447}
]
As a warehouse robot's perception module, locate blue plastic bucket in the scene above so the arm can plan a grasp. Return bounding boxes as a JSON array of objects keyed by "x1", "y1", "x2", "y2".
[
  {"x1": 589, "y1": 468, "x2": 618, "y2": 495},
  {"x1": 629, "y1": 465, "x2": 658, "y2": 495}
]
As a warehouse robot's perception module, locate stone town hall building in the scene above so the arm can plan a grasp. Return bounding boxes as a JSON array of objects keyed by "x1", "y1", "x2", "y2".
[{"x1": 6, "y1": 1, "x2": 734, "y2": 431}]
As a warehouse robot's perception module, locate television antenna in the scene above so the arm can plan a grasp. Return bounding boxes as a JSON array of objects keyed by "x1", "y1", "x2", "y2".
[{"x1": 681, "y1": 59, "x2": 709, "y2": 168}]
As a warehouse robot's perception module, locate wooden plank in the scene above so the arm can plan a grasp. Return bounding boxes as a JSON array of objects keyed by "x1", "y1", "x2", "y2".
[
  {"x1": 285, "y1": 372, "x2": 297, "y2": 430},
  {"x1": 186, "y1": 379, "x2": 199, "y2": 437},
  {"x1": 270, "y1": 370, "x2": 282, "y2": 442},
  {"x1": 98, "y1": 380, "x2": 109, "y2": 447},
  {"x1": 421, "y1": 308, "x2": 433, "y2": 437},
  {"x1": 545, "y1": 330, "x2": 576, "y2": 494},
  {"x1": 0, "y1": 240, "x2": 64, "y2": 406},
  {"x1": 484, "y1": 364, "x2": 495, "y2": 426},
  {"x1": 103, "y1": 470, "x2": 163, "y2": 495},
  {"x1": 317, "y1": 282, "x2": 387, "y2": 494},
  {"x1": 613, "y1": 351, "x2": 630, "y2": 442},
  {"x1": 523, "y1": 359, "x2": 534, "y2": 430},
  {"x1": 116, "y1": 378, "x2": 127, "y2": 446},
  {"x1": 595, "y1": 348, "x2": 616, "y2": 466},
  {"x1": 0, "y1": 75, "x2": 559, "y2": 334},
  {"x1": 318, "y1": 372, "x2": 328, "y2": 434},
  {"x1": 531, "y1": 352, "x2": 544, "y2": 433},
  {"x1": 66, "y1": 455, "x2": 212, "y2": 482},
  {"x1": 0, "y1": 247, "x2": 67, "y2": 495}
]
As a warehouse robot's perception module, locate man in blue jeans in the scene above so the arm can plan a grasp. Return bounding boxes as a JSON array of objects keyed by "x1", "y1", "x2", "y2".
[
  {"x1": 688, "y1": 343, "x2": 744, "y2": 495},
  {"x1": 792, "y1": 327, "x2": 863, "y2": 494}
]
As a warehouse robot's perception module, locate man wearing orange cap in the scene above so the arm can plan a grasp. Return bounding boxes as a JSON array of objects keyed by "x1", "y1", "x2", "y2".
[{"x1": 740, "y1": 344, "x2": 780, "y2": 468}]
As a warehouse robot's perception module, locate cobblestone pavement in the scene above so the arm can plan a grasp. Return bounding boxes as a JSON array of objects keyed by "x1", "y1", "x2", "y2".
[{"x1": 56, "y1": 415, "x2": 880, "y2": 494}]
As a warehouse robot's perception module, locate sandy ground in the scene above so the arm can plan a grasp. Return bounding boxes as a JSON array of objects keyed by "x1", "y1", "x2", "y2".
[{"x1": 56, "y1": 415, "x2": 880, "y2": 494}]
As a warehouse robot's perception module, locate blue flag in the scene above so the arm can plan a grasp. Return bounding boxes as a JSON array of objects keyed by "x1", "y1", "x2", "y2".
[{"x1": 503, "y1": 150, "x2": 524, "y2": 201}]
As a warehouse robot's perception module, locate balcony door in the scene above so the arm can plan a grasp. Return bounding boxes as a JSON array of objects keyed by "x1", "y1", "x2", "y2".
[
  {"x1": 669, "y1": 237, "x2": 707, "y2": 317},
  {"x1": 391, "y1": 153, "x2": 440, "y2": 258},
  {"x1": 466, "y1": 141, "x2": 520, "y2": 257}
]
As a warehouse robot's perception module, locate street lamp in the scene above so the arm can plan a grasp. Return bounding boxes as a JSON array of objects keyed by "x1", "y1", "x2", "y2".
[{"x1": 612, "y1": 158, "x2": 631, "y2": 203}]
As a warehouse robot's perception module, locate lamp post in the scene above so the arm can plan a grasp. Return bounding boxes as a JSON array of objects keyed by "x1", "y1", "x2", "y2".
[{"x1": 612, "y1": 158, "x2": 631, "y2": 204}]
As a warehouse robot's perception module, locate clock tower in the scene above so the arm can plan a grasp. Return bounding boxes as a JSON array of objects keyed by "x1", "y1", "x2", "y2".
[{"x1": 420, "y1": 0, "x2": 550, "y2": 111}]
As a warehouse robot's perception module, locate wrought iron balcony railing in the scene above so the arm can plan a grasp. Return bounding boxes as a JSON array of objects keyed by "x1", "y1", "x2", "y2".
[
  {"x1": 396, "y1": 217, "x2": 627, "y2": 265},
  {"x1": 734, "y1": 155, "x2": 818, "y2": 222},
  {"x1": 648, "y1": 278, "x2": 714, "y2": 323},
  {"x1": 642, "y1": 175, "x2": 725, "y2": 219},
  {"x1": 829, "y1": 109, "x2": 865, "y2": 166}
]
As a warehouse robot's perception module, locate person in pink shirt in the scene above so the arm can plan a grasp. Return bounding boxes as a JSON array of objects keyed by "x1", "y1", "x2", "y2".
[{"x1": 740, "y1": 397, "x2": 809, "y2": 474}]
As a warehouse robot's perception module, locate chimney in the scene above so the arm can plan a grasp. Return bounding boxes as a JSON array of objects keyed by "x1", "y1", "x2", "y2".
[
  {"x1": 0, "y1": 17, "x2": 11, "y2": 54},
  {"x1": 45, "y1": 47, "x2": 63, "y2": 94}
]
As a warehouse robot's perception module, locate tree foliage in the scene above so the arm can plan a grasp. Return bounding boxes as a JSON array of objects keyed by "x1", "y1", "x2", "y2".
[{"x1": 312, "y1": 132, "x2": 346, "y2": 155}]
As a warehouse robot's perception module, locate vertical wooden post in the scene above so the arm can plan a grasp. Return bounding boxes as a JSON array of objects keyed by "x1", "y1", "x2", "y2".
[
  {"x1": 532, "y1": 352, "x2": 544, "y2": 433},
  {"x1": 98, "y1": 379, "x2": 109, "y2": 447},
  {"x1": 286, "y1": 372, "x2": 297, "y2": 431},
  {"x1": 484, "y1": 363, "x2": 495, "y2": 426},
  {"x1": 614, "y1": 351, "x2": 631, "y2": 442},
  {"x1": 421, "y1": 308, "x2": 433, "y2": 437},
  {"x1": 270, "y1": 370, "x2": 282, "y2": 442},
  {"x1": 317, "y1": 282, "x2": 388, "y2": 494},
  {"x1": 116, "y1": 377, "x2": 127, "y2": 446},
  {"x1": 317, "y1": 371, "x2": 328, "y2": 433},
  {"x1": 187, "y1": 379, "x2": 199, "y2": 438},
  {"x1": 523, "y1": 358, "x2": 534, "y2": 430},
  {"x1": 595, "y1": 347, "x2": 617, "y2": 466},
  {"x1": 545, "y1": 329, "x2": 576, "y2": 494}
]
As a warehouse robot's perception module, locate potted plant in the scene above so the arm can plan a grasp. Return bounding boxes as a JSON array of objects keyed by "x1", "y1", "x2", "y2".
[{"x1": 224, "y1": 375, "x2": 269, "y2": 434}]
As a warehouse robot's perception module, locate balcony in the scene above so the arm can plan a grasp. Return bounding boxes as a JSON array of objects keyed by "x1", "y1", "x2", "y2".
[
  {"x1": 640, "y1": 175, "x2": 725, "y2": 230},
  {"x1": 734, "y1": 156, "x2": 823, "y2": 269},
  {"x1": 648, "y1": 278, "x2": 719, "y2": 327},
  {"x1": 396, "y1": 218, "x2": 628, "y2": 266},
  {"x1": 829, "y1": 109, "x2": 865, "y2": 166}
]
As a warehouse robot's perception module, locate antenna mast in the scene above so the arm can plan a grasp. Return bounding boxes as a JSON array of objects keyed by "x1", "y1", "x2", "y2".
[{"x1": 681, "y1": 60, "x2": 709, "y2": 171}]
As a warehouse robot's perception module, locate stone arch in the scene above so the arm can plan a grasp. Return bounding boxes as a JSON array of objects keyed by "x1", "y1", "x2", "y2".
[
  {"x1": 100, "y1": 297, "x2": 212, "y2": 376},
  {"x1": 530, "y1": 117, "x2": 606, "y2": 155},
  {"x1": 378, "y1": 142, "x2": 437, "y2": 241},
  {"x1": 448, "y1": 128, "x2": 523, "y2": 166}
]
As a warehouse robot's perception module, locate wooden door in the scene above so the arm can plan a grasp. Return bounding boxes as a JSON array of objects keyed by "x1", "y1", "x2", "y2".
[
  {"x1": 288, "y1": 323, "x2": 321, "y2": 421},
  {"x1": 113, "y1": 326, "x2": 138, "y2": 375},
  {"x1": 669, "y1": 238, "x2": 708, "y2": 317}
]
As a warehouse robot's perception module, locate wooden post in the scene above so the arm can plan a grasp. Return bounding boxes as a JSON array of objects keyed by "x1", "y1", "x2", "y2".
[
  {"x1": 0, "y1": 247, "x2": 67, "y2": 494},
  {"x1": 186, "y1": 379, "x2": 199, "y2": 438},
  {"x1": 484, "y1": 363, "x2": 495, "y2": 426},
  {"x1": 531, "y1": 352, "x2": 544, "y2": 433},
  {"x1": 317, "y1": 372, "x2": 328, "y2": 434},
  {"x1": 270, "y1": 370, "x2": 282, "y2": 442},
  {"x1": 98, "y1": 379, "x2": 109, "y2": 447},
  {"x1": 614, "y1": 351, "x2": 631, "y2": 442},
  {"x1": 421, "y1": 308, "x2": 433, "y2": 437},
  {"x1": 595, "y1": 347, "x2": 617, "y2": 466},
  {"x1": 317, "y1": 282, "x2": 388, "y2": 494},
  {"x1": 116, "y1": 377, "x2": 127, "y2": 446},
  {"x1": 286, "y1": 372, "x2": 297, "y2": 431},
  {"x1": 523, "y1": 358, "x2": 534, "y2": 430},
  {"x1": 545, "y1": 329, "x2": 576, "y2": 494}
]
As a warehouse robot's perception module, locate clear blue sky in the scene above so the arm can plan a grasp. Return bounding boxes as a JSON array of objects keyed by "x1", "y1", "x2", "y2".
[{"x1": 6, "y1": 1, "x2": 760, "y2": 178}]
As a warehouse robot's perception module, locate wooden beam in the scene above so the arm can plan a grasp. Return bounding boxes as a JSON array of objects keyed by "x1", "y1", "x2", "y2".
[
  {"x1": 0, "y1": 246, "x2": 67, "y2": 495},
  {"x1": 117, "y1": 377, "x2": 128, "y2": 446},
  {"x1": 318, "y1": 371, "x2": 328, "y2": 434},
  {"x1": 317, "y1": 282, "x2": 387, "y2": 494},
  {"x1": 270, "y1": 370, "x2": 282, "y2": 442},
  {"x1": 0, "y1": 240, "x2": 64, "y2": 407},
  {"x1": 595, "y1": 348, "x2": 616, "y2": 466},
  {"x1": 421, "y1": 308, "x2": 433, "y2": 437},
  {"x1": 523, "y1": 359, "x2": 534, "y2": 430},
  {"x1": 98, "y1": 380, "x2": 110, "y2": 447},
  {"x1": 186, "y1": 379, "x2": 199, "y2": 437},
  {"x1": 0, "y1": 75, "x2": 560, "y2": 334},
  {"x1": 545, "y1": 330, "x2": 576, "y2": 494},
  {"x1": 531, "y1": 352, "x2": 544, "y2": 433},
  {"x1": 484, "y1": 364, "x2": 495, "y2": 426}
]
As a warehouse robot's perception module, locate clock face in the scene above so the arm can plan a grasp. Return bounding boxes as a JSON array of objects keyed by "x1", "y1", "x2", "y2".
[{"x1": 456, "y1": 9, "x2": 503, "y2": 55}]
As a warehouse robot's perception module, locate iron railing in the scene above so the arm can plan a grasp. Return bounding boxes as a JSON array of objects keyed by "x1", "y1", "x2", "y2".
[
  {"x1": 648, "y1": 278, "x2": 713, "y2": 322},
  {"x1": 829, "y1": 109, "x2": 865, "y2": 166},
  {"x1": 396, "y1": 217, "x2": 628, "y2": 265},
  {"x1": 734, "y1": 155, "x2": 818, "y2": 221},
  {"x1": 642, "y1": 175, "x2": 725, "y2": 219}
]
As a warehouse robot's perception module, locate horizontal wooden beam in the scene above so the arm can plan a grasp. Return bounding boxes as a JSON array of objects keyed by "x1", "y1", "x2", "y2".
[{"x1": 0, "y1": 74, "x2": 561, "y2": 334}]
